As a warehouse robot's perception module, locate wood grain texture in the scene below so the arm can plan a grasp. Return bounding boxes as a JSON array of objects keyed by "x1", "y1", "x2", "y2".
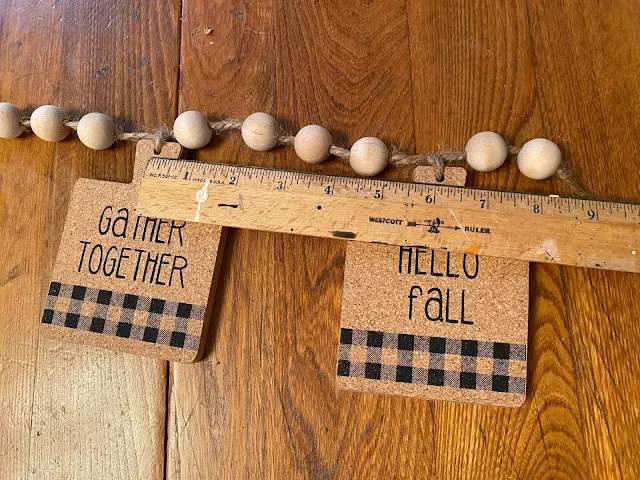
[
  {"x1": 0, "y1": 1, "x2": 181, "y2": 478},
  {"x1": 407, "y1": 1, "x2": 640, "y2": 478},
  {"x1": 167, "y1": 0, "x2": 280, "y2": 478},
  {"x1": 407, "y1": 4, "x2": 584, "y2": 477},
  {"x1": 166, "y1": 0, "x2": 640, "y2": 478},
  {"x1": 524, "y1": 2, "x2": 640, "y2": 476},
  {"x1": 1, "y1": 0, "x2": 640, "y2": 478},
  {"x1": 166, "y1": 0, "x2": 427, "y2": 478}
]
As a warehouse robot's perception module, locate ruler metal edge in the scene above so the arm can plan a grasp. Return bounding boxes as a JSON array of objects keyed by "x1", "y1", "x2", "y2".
[{"x1": 135, "y1": 158, "x2": 640, "y2": 274}]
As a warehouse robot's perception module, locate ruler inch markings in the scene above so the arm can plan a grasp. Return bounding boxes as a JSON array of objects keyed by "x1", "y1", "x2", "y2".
[{"x1": 137, "y1": 158, "x2": 640, "y2": 273}]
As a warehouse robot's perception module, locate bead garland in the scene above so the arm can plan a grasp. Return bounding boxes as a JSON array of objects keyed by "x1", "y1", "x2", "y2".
[{"x1": 0, "y1": 102, "x2": 582, "y2": 191}]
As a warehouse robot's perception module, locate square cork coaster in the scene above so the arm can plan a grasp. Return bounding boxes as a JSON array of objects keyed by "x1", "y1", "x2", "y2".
[
  {"x1": 40, "y1": 141, "x2": 225, "y2": 362},
  {"x1": 337, "y1": 167, "x2": 529, "y2": 407}
]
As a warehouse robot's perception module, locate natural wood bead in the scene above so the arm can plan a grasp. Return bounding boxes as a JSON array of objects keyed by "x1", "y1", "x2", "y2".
[
  {"x1": 173, "y1": 111, "x2": 212, "y2": 149},
  {"x1": 517, "y1": 138, "x2": 562, "y2": 180},
  {"x1": 0, "y1": 102, "x2": 24, "y2": 138},
  {"x1": 465, "y1": 131, "x2": 508, "y2": 172},
  {"x1": 30, "y1": 105, "x2": 70, "y2": 142},
  {"x1": 241, "y1": 112, "x2": 279, "y2": 151},
  {"x1": 77, "y1": 112, "x2": 116, "y2": 150},
  {"x1": 350, "y1": 137, "x2": 388, "y2": 176},
  {"x1": 294, "y1": 125, "x2": 332, "y2": 164}
]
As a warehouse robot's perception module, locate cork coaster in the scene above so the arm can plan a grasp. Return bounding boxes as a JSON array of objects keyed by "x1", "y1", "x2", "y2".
[
  {"x1": 40, "y1": 141, "x2": 225, "y2": 362},
  {"x1": 338, "y1": 167, "x2": 529, "y2": 407}
]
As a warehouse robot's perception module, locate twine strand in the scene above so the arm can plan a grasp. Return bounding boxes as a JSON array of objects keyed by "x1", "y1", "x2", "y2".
[
  {"x1": 151, "y1": 128, "x2": 175, "y2": 153},
  {"x1": 507, "y1": 145, "x2": 521, "y2": 155},
  {"x1": 111, "y1": 127, "x2": 175, "y2": 153},
  {"x1": 556, "y1": 162, "x2": 591, "y2": 198},
  {"x1": 116, "y1": 131, "x2": 160, "y2": 142},
  {"x1": 19, "y1": 113, "x2": 590, "y2": 197},
  {"x1": 208, "y1": 118, "x2": 243, "y2": 133},
  {"x1": 329, "y1": 145, "x2": 351, "y2": 160},
  {"x1": 276, "y1": 133, "x2": 295, "y2": 146}
]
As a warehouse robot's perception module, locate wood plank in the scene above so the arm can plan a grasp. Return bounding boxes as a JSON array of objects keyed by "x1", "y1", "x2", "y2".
[
  {"x1": 166, "y1": 0, "x2": 279, "y2": 478},
  {"x1": 524, "y1": 1, "x2": 640, "y2": 476},
  {"x1": 407, "y1": 0, "x2": 640, "y2": 477},
  {"x1": 166, "y1": 0, "x2": 425, "y2": 477},
  {"x1": 0, "y1": 5, "x2": 63, "y2": 477},
  {"x1": 0, "y1": 1, "x2": 181, "y2": 478},
  {"x1": 407, "y1": 2, "x2": 589, "y2": 478},
  {"x1": 270, "y1": 3, "x2": 425, "y2": 476}
]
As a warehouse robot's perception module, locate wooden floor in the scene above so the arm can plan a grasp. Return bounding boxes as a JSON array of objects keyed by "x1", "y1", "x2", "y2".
[{"x1": 1, "y1": 0, "x2": 639, "y2": 478}]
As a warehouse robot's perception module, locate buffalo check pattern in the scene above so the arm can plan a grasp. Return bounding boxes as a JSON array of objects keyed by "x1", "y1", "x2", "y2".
[
  {"x1": 337, "y1": 328, "x2": 527, "y2": 394},
  {"x1": 42, "y1": 282, "x2": 205, "y2": 350}
]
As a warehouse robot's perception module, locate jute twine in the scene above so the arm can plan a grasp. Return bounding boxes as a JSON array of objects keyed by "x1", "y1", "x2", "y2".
[{"x1": 20, "y1": 116, "x2": 590, "y2": 197}]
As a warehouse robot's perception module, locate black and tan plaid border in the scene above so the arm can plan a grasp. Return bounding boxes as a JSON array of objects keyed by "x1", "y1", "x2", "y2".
[
  {"x1": 337, "y1": 328, "x2": 526, "y2": 394},
  {"x1": 41, "y1": 282, "x2": 205, "y2": 350}
]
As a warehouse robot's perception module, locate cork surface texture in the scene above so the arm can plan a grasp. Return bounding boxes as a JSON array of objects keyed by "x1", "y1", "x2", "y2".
[
  {"x1": 40, "y1": 141, "x2": 225, "y2": 362},
  {"x1": 338, "y1": 167, "x2": 529, "y2": 407}
]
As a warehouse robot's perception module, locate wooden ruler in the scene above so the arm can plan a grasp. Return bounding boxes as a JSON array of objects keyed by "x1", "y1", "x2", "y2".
[{"x1": 135, "y1": 158, "x2": 640, "y2": 273}]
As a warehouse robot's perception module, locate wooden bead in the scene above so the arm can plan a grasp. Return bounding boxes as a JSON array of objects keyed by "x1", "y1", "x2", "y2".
[
  {"x1": 30, "y1": 105, "x2": 70, "y2": 142},
  {"x1": 464, "y1": 131, "x2": 508, "y2": 172},
  {"x1": 241, "y1": 112, "x2": 279, "y2": 151},
  {"x1": 349, "y1": 137, "x2": 388, "y2": 176},
  {"x1": 0, "y1": 102, "x2": 24, "y2": 138},
  {"x1": 517, "y1": 138, "x2": 562, "y2": 180},
  {"x1": 173, "y1": 111, "x2": 212, "y2": 149},
  {"x1": 294, "y1": 125, "x2": 332, "y2": 164},
  {"x1": 77, "y1": 112, "x2": 116, "y2": 150}
]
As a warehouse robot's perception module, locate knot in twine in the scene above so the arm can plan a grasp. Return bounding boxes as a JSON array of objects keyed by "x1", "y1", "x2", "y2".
[{"x1": 115, "y1": 128, "x2": 175, "y2": 153}]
